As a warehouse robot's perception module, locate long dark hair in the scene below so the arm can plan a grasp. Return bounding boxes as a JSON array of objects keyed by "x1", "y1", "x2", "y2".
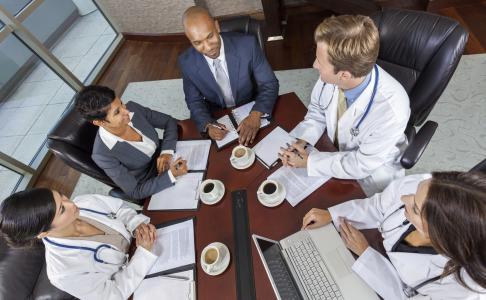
[
  {"x1": 0, "y1": 188, "x2": 56, "y2": 248},
  {"x1": 423, "y1": 171, "x2": 486, "y2": 290}
]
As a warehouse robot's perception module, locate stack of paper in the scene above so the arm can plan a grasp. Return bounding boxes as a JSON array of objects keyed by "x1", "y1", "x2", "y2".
[
  {"x1": 175, "y1": 140, "x2": 211, "y2": 171},
  {"x1": 135, "y1": 268, "x2": 195, "y2": 300},
  {"x1": 148, "y1": 172, "x2": 204, "y2": 210},
  {"x1": 268, "y1": 148, "x2": 330, "y2": 206},
  {"x1": 232, "y1": 101, "x2": 270, "y2": 127},
  {"x1": 252, "y1": 126, "x2": 294, "y2": 168}
]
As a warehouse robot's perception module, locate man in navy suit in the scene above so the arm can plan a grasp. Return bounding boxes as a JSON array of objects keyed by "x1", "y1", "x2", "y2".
[{"x1": 178, "y1": 6, "x2": 279, "y2": 145}]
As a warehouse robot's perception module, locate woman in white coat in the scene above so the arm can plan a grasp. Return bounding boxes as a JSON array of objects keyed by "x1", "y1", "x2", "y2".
[
  {"x1": 0, "y1": 188, "x2": 158, "y2": 299},
  {"x1": 280, "y1": 15, "x2": 410, "y2": 196},
  {"x1": 302, "y1": 171, "x2": 486, "y2": 299}
]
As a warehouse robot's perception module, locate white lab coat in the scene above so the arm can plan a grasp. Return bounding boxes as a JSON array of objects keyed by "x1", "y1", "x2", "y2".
[
  {"x1": 43, "y1": 194, "x2": 158, "y2": 300},
  {"x1": 328, "y1": 174, "x2": 485, "y2": 299},
  {"x1": 290, "y1": 65, "x2": 410, "y2": 196}
]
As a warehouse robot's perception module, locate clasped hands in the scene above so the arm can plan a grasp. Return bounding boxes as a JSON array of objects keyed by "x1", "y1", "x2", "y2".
[
  {"x1": 278, "y1": 139, "x2": 308, "y2": 168},
  {"x1": 156, "y1": 154, "x2": 188, "y2": 177},
  {"x1": 208, "y1": 111, "x2": 262, "y2": 146},
  {"x1": 134, "y1": 223, "x2": 157, "y2": 252},
  {"x1": 301, "y1": 208, "x2": 369, "y2": 256}
]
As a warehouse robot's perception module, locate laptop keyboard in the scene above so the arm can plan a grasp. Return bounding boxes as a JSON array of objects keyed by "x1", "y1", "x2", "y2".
[{"x1": 286, "y1": 238, "x2": 344, "y2": 300}]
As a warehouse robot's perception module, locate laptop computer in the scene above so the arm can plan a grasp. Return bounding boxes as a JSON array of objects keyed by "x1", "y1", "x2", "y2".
[{"x1": 253, "y1": 224, "x2": 379, "y2": 300}]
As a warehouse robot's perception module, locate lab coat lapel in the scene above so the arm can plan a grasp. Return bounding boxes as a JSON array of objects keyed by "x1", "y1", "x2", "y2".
[
  {"x1": 336, "y1": 67, "x2": 377, "y2": 146},
  {"x1": 388, "y1": 251, "x2": 447, "y2": 286},
  {"x1": 325, "y1": 85, "x2": 340, "y2": 141},
  {"x1": 195, "y1": 54, "x2": 225, "y2": 107},
  {"x1": 79, "y1": 209, "x2": 131, "y2": 242}
]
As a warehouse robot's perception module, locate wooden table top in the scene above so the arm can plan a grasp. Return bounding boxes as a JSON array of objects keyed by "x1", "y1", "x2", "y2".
[{"x1": 143, "y1": 92, "x2": 366, "y2": 300}]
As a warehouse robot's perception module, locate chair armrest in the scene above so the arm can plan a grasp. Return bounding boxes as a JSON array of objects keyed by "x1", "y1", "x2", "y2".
[{"x1": 400, "y1": 121, "x2": 438, "y2": 169}]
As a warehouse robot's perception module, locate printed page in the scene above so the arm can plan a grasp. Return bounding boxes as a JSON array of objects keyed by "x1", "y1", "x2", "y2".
[
  {"x1": 175, "y1": 140, "x2": 211, "y2": 171},
  {"x1": 148, "y1": 172, "x2": 204, "y2": 210},
  {"x1": 148, "y1": 219, "x2": 195, "y2": 275},
  {"x1": 268, "y1": 149, "x2": 330, "y2": 206},
  {"x1": 252, "y1": 126, "x2": 293, "y2": 168},
  {"x1": 214, "y1": 114, "x2": 239, "y2": 148},
  {"x1": 232, "y1": 101, "x2": 270, "y2": 128}
]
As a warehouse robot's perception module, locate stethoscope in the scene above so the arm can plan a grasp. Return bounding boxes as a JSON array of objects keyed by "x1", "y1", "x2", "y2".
[
  {"x1": 378, "y1": 205, "x2": 442, "y2": 296},
  {"x1": 43, "y1": 208, "x2": 127, "y2": 265},
  {"x1": 317, "y1": 64, "x2": 379, "y2": 137},
  {"x1": 378, "y1": 204, "x2": 410, "y2": 233}
]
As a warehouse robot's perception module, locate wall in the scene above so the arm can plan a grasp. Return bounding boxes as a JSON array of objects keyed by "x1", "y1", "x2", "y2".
[{"x1": 96, "y1": 0, "x2": 263, "y2": 34}]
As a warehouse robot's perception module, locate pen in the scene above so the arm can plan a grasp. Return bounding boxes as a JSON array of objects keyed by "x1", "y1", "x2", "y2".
[
  {"x1": 209, "y1": 123, "x2": 226, "y2": 131},
  {"x1": 285, "y1": 143, "x2": 304, "y2": 160},
  {"x1": 160, "y1": 275, "x2": 190, "y2": 281}
]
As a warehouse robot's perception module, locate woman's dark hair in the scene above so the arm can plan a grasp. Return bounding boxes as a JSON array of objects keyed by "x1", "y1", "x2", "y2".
[
  {"x1": 0, "y1": 188, "x2": 56, "y2": 248},
  {"x1": 74, "y1": 85, "x2": 116, "y2": 121},
  {"x1": 423, "y1": 171, "x2": 486, "y2": 291}
]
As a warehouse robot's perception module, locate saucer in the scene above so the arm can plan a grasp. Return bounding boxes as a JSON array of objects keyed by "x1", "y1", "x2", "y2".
[
  {"x1": 231, "y1": 149, "x2": 256, "y2": 170},
  {"x1": 200, "y1": 181, "x2": 225, "y2": 205},
  {"x1": 201, "y1": 242, "x2": 230, "y2": 276},
  {"x1": 257, "y1": 185, "x2": 286, "y2": 207}
]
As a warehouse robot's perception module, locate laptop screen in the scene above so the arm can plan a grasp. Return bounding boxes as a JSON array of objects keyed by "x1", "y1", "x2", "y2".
[{"x1": 254, "y1": 237, "x2": 303, "y2": 300}]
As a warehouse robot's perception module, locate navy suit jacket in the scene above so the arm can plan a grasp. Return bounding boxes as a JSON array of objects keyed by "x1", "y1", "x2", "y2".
[
  {"x1": 92, "y1": 101, "x2": 178, "y2": 200},
  {"x1": 178, "y1": 32, "x2": 279, "y2": 131}
]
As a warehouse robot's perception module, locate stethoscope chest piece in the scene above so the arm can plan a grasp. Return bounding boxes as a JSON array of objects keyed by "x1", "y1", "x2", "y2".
[{"x1": 350, "y1": 127, "x2": 360, "y2": 137}]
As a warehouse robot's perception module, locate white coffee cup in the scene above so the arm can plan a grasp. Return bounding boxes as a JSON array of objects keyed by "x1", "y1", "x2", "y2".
[
  {"x1": 201, "y1": 243, "x2": 226, "y2": 273},
  {"x1": 257, "y1": 179, "x2": 284, "y2": 204},
  {"x1": 199, "y1": 179, "x2": 224, "y2": 204},
  {"x1": 230, "y1": 145, "x2": 251, "y2": 166}
]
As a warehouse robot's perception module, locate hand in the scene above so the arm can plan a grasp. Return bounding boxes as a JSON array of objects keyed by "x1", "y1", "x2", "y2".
[
  {"x1": 237, "y1": 111, "x2": 261, "y2": 146},
  {"x1": 278, "y1": 142, "x2": 308, "y2": 168},
  {"x1": 207, "y1": 123, "x2": 228, "y2": 140},
  {"x1": 169, "y1": 157, "x2": 188, "y2": 177},
  {"x1": 339, "y1": 218, "x2": 369, "y2": 256},
  {"x1": 135, "y1": 223, "x2": 157, "y2": 252},
  {"x1": 302, "y1": 208, "x2": 332, "y2": 230},
  {"x1": 157, "y1": 153, "x2": 172, "y2": 174}
]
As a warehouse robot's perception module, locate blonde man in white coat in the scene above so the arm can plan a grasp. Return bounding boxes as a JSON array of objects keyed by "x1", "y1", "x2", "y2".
[
  {"x1": 0, "y1": 188, "x2": 158, "y2": 300},
  {"x1": 280, "y1": 15, "x2": 410, "y2": 196},
  {"x1": 302, "y1": 171, "x2": 486, "y2": 299}
]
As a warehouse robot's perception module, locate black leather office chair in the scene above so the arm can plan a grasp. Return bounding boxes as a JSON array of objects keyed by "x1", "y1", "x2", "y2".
[
  {"x1": 219, "y1": 16, "x2": 264, "y2": 50},
  {"x1": 371, "y1": 9, "x2": 468, "y2": 169},
  {"x1": 471, "y1": 159, "x2": 486, "y2": 173}
]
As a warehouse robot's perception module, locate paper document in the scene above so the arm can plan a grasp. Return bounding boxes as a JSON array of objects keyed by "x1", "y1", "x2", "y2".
[
  {"x1": 268, "y1": 149, "x2": 330, "y2": 206},
  {"x1": 134, "y1": 270, "x2": 195, "y2": 300},
  {"x1": 252, "y1": 126, "x2": 294, "y2": 168},
  {"x1": 148, "y1": 172, "x2": 204, "y2": 210},
  {"x1": 175, "y1": 140, "x2": 211, "y2": 171},
  {"x1": 215, "y1": 114, "x2": 239, "y2": 148},
  {"x1": 148, "y1": 219, "x2": 195, "y2": 275},
  {"x1": 232, "y1": 101, "x2": 270, "y2": 128}
]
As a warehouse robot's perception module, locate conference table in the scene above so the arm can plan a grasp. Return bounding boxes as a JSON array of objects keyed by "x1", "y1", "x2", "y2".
[{"x1": 143, "y1": 92, "x2": 370, "y2": 300}]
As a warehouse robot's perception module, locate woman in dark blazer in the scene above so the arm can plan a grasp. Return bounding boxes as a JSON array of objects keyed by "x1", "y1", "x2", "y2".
[{"x1": 75, "y1": 85, "x2": 187, "y2": 201}]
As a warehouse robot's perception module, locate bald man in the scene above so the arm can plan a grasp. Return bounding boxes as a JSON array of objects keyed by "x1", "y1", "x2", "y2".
[{"x1": 178, "y1": 6, "x2": 279, "y2": 145}]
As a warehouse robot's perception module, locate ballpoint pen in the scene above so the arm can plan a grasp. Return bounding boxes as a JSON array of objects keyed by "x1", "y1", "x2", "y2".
[
  {"x1": 209, "y1": 123, "x2": 227, "y2": 131},
  {"x1": 285, "y1": 142, "x2": 304, "y2": 160}
]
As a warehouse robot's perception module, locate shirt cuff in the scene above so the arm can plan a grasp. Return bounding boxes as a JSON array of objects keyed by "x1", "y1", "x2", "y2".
[
  {"x1": 168, "y1": 169, "x2": 177, "y2": 183},
  {"x1": 161, "y1": 149, "x2": 174, "y2": 155}
]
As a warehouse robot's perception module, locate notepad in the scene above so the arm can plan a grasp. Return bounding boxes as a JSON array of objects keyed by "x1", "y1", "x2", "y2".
[
  {"x1": 148, "y1": 172, "x2": 204, "y2": 211},
  {"x1": 175, "y1": 139, "x2": 211, "y2": 171},
  {"x1": 214, "y1": 101, "x2": 271, "y2": 149},
  {"x1": 134, "y1": 270, "x2": 196, "y2": 300},
  {"x1": 252, "y1": 126, "x2": 294, "y2": 169}
]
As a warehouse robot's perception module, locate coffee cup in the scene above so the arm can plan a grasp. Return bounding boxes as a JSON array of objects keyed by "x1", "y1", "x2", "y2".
[
  {"x1": 201, "y1": 243, "x2": 226, "y2": 273},
  {"x1": 199, "y1": 179, "x2": 224, "y2": 204},
  {"x1": 257, "y1": 179, "x2": 285, "y2": 205},
  {"x1": 230, "y1": 145, "x2": 251, "y2": 166}
]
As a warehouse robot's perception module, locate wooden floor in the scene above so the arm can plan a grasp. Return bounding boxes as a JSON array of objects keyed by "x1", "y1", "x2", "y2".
[{"x1": 34, "y1": 3, "x2": 486, "y2": 196}]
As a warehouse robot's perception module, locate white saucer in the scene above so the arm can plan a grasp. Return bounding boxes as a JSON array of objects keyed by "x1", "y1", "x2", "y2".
[
  {"x1": 201, "y1": 242, "x2": 230, "y2": 276},
  {"x1": 200, "y1": 182, "x2": 225, "y2": 205},
  {"x1": 231, "y1": 149, "x2": 256, "y2": 170},
  {"x1": 257, "y1": 185, "x2": 286, "y2": 207}
]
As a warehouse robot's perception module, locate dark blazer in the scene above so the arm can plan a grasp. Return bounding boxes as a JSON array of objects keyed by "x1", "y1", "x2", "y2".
[
  {"x1": 178, "y1": 32, "x2": 279, "y2": 131},
  {"x1": 92, "y1": 101, "x2": 178, "y2": 200}
]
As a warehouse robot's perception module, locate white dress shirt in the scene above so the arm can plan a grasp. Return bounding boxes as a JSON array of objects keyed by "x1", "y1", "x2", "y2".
[{"x1": 204, "y1": 35, "x2": 230, "y2": 79}]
